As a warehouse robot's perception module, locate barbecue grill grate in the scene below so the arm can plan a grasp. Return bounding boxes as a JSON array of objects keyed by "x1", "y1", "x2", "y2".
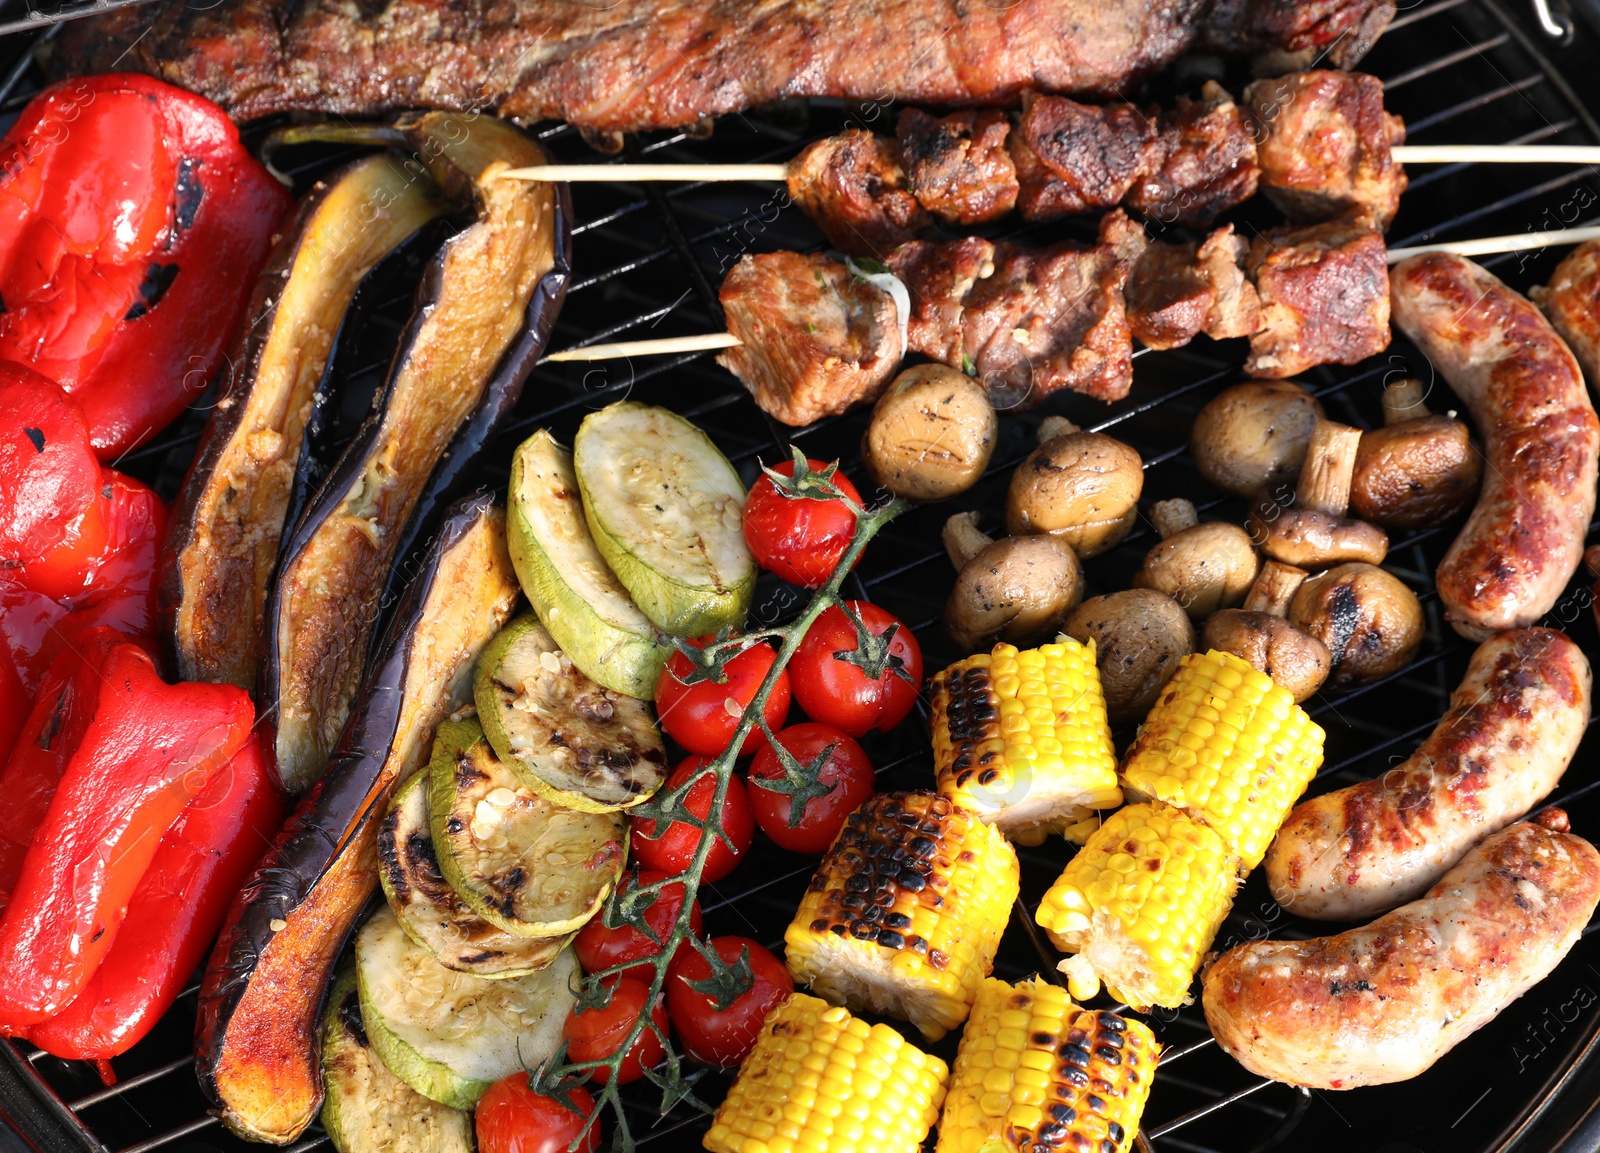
[{"x1": 5, "y1": 3, "x2": 1600, "y2": 1151}]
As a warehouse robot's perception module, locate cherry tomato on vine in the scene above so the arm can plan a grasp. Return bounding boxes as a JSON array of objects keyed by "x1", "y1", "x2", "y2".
[
  {"x1": 476, "y1": 1074, "x2": 599, "y2": 1153},
  {"x1": 791, "y1": 602, "x2": 923, "y2": 736},
  {"x1": 629, "y1": 756, "x2": 754, "y2": 882},
  {"x1": 747, "y1": 723, "x2": 876, "y2": 854},
  {"x1": 655, "y1": 636, "x2": 789, "y2": 756},
  {"x1": 574, "y1": 870, "x2": 703, "y2": 982},
  {"x1": 743, "y1": 457, "x2": 862, "y2": 588},
  {"x1": 666, "y1": 936, "x2": 794, "y2": 1068},
  {"x1": 561, "y1": 976, "x2": 668, "y2": 1085}
]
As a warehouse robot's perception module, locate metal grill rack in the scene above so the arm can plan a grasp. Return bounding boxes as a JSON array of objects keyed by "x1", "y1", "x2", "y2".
[{"x1": 5, "y1": 1, "x2": 1600, "y2": 1150}]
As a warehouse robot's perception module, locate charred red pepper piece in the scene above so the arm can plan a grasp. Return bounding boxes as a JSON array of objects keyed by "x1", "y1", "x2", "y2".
[
  {"x1": 0, "y1": 364, "x2": 105, "y2": 591},
  {"x1": 0, "y1": 627, "x2": 134, "y2": 912},
  {"x1": 0, "y1": 644, "x2": 253, "y2": 1026},
  {"x1": 0, "y1": 74, "x2": 291, "y2": 458},
  {"x1": 30, "y1": 731, "x2": 285, "y2": 1059}
]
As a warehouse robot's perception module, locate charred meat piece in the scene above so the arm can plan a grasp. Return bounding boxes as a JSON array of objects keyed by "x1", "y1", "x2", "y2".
[
  {"x1": 886, "y1": 237, "x2": 996, "y2": 366},
  {"x1": 1011, "y1": 94, "x2": 1162, "y2": 220},
  {"x1": 786, "y1": 129, "x2": 932, "y2": 258},
  {"x1": 1126, "y1": 82, "x2": 1260, "y2": 227},
  {"x1": 1246, "y1": 216, "x2": 1390, "y2": 377},
  {"x1": 1247, "y1": 70, "x2": 1407, "y2": 230},
  {"x1": 1125, "y1": 225, "x2": 1259, "y2": 349},
  {"x1": 1202, "y1": 0, "x2": 1397, "y2": 69},
  {"x1": 897, "y1": 108, "x2": 1018, "y2": 225},
  {"x1": 718, "y1": 251, "x2": 902, "y2": 426}
]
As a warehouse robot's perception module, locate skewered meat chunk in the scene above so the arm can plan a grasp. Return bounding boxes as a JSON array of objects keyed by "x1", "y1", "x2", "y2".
[
  {"x1": 786, "y1": 129, "x2": 933, "y2": 258},
  {"x1": 1010, "y1": 95, "x2": 1163, "y2": 220},
  {"x1": 1126, "y1": 83, "x2": 1261, "y2": 227},
  {"x1": 886, "y1": 237, "x2": 996, "y2": 366},
  {"x1": 1245, "y1": 216, "x2": 1390, "y2": 377},
  {"x1": 1246, "y1": 70, "x2": 1408, "y2": 230},
  {"x1": 718, "y1": 251, "x2": 901, "y2": 425},
  {"x1": 1125, "y1": 225, "x2": 1260, "y2": 350},
  {"x1": 897, "y1": 109, "x2": 1019, "y2": 225}
]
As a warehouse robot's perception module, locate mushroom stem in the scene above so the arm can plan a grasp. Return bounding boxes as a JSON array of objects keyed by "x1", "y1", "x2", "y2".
[
  {"x1": 1036, "y1": 415, "x2": 1081, "y2": 444},
  {"x1": 1244, "y1": 560, "x2": 1309, "y2": 616},
  {"x1": 1149, "y1": 498, "x2": 1200, "y2": 539},
  {"x1": 1294, "y1": 420, "x2": 1362, "y2": 516},
  {"x1": 1382, "y1": 378, "x2": 1430, "y2": 426},
  {"x1": 943, "y1": 511, "x2": 994, "y2": 569}
]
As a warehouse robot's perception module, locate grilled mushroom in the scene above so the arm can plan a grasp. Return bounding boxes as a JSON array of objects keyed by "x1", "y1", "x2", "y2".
[
  {"x1": 1063, "y1": 589, "x2": 1195, "y2": 725},
  {"x1": 863, "y1": 365, "x2": 998, "y2": 501},
  {"x1": 1191, "y1": 379, "x2": 1325, "y2": 497},
  {"x1": 943, "y1": 513, "x2": 1084, "y2": 651},
  {"x1": 1006, "y1": 421, "x2": 1143, "y2": 558},
  {"x1": 1202, "y1": 559, "x2": 1331, "y2": 702},
  {"x1": 1350, "y1": 378, "x2": 1483, "y2": 530},
  {"x1": 1247, "y1": 419, "x2": 1388, "y2": 568},
  {"x1": 1132, "y1": 498, "x2": 1260, "y2": 619},
  {"x1": 1288, "y1": 561, "x2": 1423, "y2": 687}
]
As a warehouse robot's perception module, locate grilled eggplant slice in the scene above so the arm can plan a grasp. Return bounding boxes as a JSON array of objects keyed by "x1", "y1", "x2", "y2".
[
  {"x1": 428, "y1": 717, "x2": 626, "y2": 938},
  {"x1": 196, "y1": 495, "x2": 520, "y2": 1145},
  {"x1": 355, "y1": 905, "x2": 574, "y2": 1109},
  {"x1": 163, "y1": 155, "x2": 448, "y2": 691},
  {"x1": 574, "y1": 402, "x2": 754, "y2": 638},
  {"x1": 475, "y1": 616, "x2": 669, "y2": 813},
  {"x1": 379, "y1": 769, "x2": 570, "y2": 978},
  {"x1": 265, "y1": 114, "x2": 572, "y2": 794},
  {"x1": 319, "y1": 969, "x2": 473, "y2": 1153},
  {"x1": 508, "y1": 429, "x2": 671, "y2": 698}
]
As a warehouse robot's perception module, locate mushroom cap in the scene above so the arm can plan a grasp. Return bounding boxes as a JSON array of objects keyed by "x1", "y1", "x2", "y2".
[
  {"x1": 1202, "y1": 609, "x2": 1331, "y2": 702},
  {"x1": 1350, "y1": 415, "x2": 1482, "y2": 530},
  {"x1": 1133, "y1": 521, "x2": 1262, "y2": 619},
  {"x1": 1064, "y1": 589, "x2": 1196, "y2": 725},
  {"x1": 944, "y1": 534, "x2": 1084, "y2": 652},
  {"x1": 1245, "y1": 501, "x2": 1389, "y2": 568},
  {"x1": 863, "y1": 365, "x2": 998, "y2": 502},
  {"x1": 1288, "y1": 562, "x2": 1423, "y2": 687},
  {"x1": 1005, "y1": 431, "x2": 1143, "y2": 558},
  {"x1": 1191, "y1": 380, "x2": 1325, "y2": 498}
]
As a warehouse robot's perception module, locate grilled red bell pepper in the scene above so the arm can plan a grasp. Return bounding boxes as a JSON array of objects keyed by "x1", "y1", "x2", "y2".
[
  {"x1": 0, "y1": 627, "x2": 135, "y2": 913},
  {"x1": 29, "y1": 731, "x2": 285, "y2": 1060},
  {"x1": 0, "y1": 648, "x2": 23, "y2": 769},
  {"x1": 0, "y1": 73, "x2": 291, "y2": 458},
  {"x1": 0, "y1": 644, "x2": 253, "y2": 1027}
]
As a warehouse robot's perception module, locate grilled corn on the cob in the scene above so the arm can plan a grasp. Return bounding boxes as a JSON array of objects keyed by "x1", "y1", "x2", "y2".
[
  {"x1": 1036, "y1": 802, "x2": 1236, "y2": 1010},
  {"x1": 1120, "y1": 650, "x2": 1324, "y2": 871},
  {"x1": 785, "y1": 792, "x2": 1019, "y2": 1041},
  {"x1": 932, "y1": 640, "x2": 1122, "y2": 844},
  {"x1": 704, "y1": 993, "x2": 948, "y2": 1153},
  {"x1": 938, "y1": 977, "x2": 1159, "y2": 1153}
]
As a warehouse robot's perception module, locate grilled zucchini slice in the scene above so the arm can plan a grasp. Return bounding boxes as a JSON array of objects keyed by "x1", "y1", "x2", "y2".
[
  {"x1": 379, "y1": 770, "x2": 571, "y2": 978},
  {"x1": 508, "y1": 430, "x2": 671, "y2": 699},
  {"x1": 354, "y1": 905, "x2": 574, "y2": 1109},
  {"x1": 429, "y1": 715, "x2": 628, "y2": 936},
  {"x1": 319, "y1": 969, "x2": 473, "y2": 1153},
  {"x1": 573, "y1": 401, "x2": 754, "y2": 637},
  {"x1": 474, "y1": 616, "x2": 668, "y2": 812}
]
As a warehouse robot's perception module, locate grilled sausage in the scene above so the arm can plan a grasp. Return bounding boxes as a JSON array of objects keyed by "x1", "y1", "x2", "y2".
[
  {"x1": 1206, "y1": 809, "x2": 1600, "y2": 1089},
  {"x1": 1264, "y1": 627, "x2": 1590, "y2": 921},
  {"x1": 1389, "y1": 254, "x2": 1600, "y2": 639}
]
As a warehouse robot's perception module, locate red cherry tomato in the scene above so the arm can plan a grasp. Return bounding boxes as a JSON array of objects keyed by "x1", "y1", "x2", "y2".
[
  {"x1": 791, "y1": 602, "x2": 923, "y2": 737},
  {"x1": 562, "y1": 976, "x2": 668, "y2": 1085},
  {"x1": 666, "y1": 936, "x2": 794, "y2": 1068},
  {"x1": 629, "y1": 757, "x2": 754, "y2": 883},
  {"x1": 747, "y1": 723, "x2": 877, "y2": 854},
  {"x1": 574, "y1": 869, "x2": 703, "y2": 982},
  {"x1": 476, "y1": 1074, "x2": 599, "y2": 1153},
  {"x1": 655, "y1": 636, "x2": 790, "y2": 757},
  {"x1": 742, "y1": 457, "x2": 862, "y2": 588}
]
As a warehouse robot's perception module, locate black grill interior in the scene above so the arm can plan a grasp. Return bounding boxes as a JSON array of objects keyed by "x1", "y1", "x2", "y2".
[{"x1": 5, "y1": 2, "x2": 1600, "y2": 1151}]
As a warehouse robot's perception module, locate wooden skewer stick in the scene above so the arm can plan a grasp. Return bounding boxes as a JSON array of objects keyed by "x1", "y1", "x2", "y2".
[
  {"x1": 545, "y1": 332, "x2": 743, "y2": 361},
  {"x1": 1391, "y1": 145, "x2": 1600, "y2": 165}
]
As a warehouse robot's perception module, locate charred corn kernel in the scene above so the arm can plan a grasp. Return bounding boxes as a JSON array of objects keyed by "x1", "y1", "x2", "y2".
[
  {"x1": 706, "y1": 994, "x2": 947, "y2": 1153},
  {"x1": 785, "y1": 792, "x2": 1018, "y2": 1041},
  {"x1": 932, "y1": 640, "x2": 1122, "y2": 842},
  {"x1": 1036, "y1": 802, "x2": 1236, "y2": 1010},
  {"x1": 937, "y1": 977, "x2": 1159, "y2": 1153},
  {"x1": 1120, "y1": 649, "x2": 1324, "y2": 871}
]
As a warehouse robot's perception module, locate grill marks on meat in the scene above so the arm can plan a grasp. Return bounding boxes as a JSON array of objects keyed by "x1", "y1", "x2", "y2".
[
  {"x1": 58, "y1": 0, "x2": 1394, "y2": 132},
  {"x1": 1246, "y1": 70, "x2": 1407, "y2": 229},
  {"x1": 786, "y1": 130, "x2": 933, "y2": 259},
  {"x1": 1245, "y1": 216, "x2": 1391, "y2": 377},
  {"x1": 898, "y1": 110, "x2": 1018, "y2": 226},
  {"x1": 1126, "y1": 85, "x2": 1262, "y2": 227},
  {"x1": 1011, "y1": 96, "x2": 1164, "y2": 219}
]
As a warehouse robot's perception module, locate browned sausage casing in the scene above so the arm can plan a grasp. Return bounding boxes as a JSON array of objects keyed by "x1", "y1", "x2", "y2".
[
  {"x1": 1264, "y1": 627, "x2": 1590, "y2": 921},
  {"x1": 1389, "y1": 254, "x2": 1599, "y2": 639},
  {"x1": 1206, "y1": 810, "x2": 1600, "y2": 1090}
]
